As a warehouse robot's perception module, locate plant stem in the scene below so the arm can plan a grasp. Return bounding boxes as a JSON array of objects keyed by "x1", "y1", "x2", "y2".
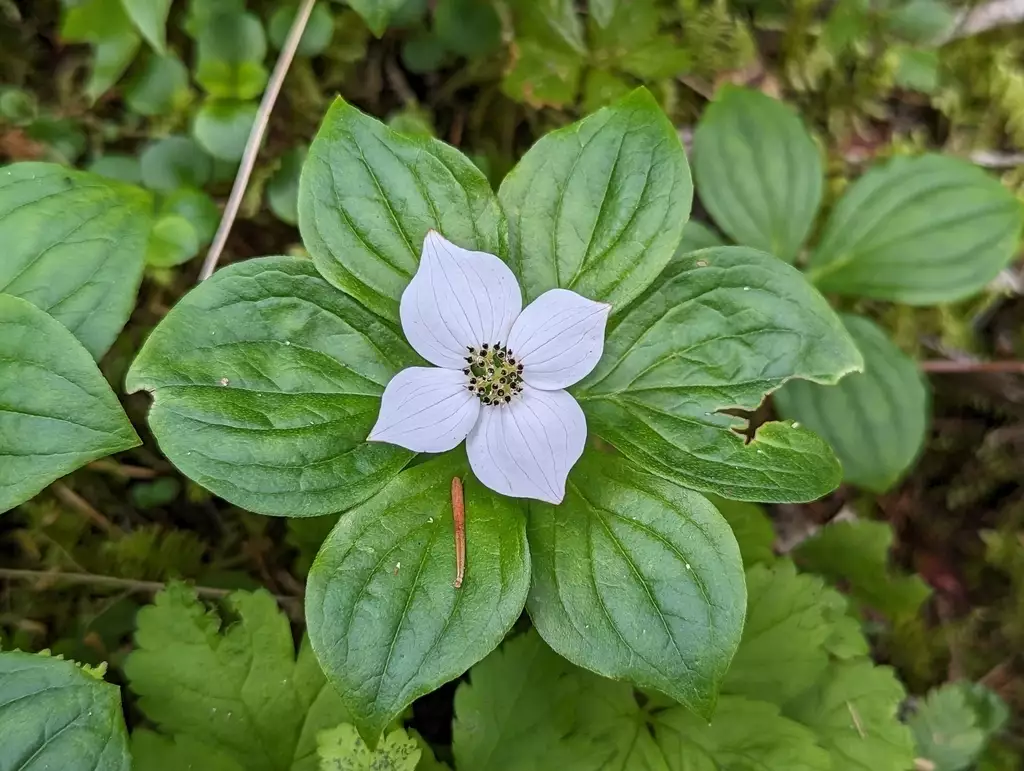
[
  {"x1": 52, "y1": 482, "x2": 120, "y2": 537},
  {"x1": 919, "y1": 360, "x2": 1024, "y2": 374},
  {"x1": 197, "y1": 0, "x2": 317, "y2": 282},
  {"x1": 0, "y1": 568, "x2": 303, "y2": 619}
]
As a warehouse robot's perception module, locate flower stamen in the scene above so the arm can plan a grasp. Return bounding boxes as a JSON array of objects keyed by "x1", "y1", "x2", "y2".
[{"x1": 465, "y1": 343, "x2": 523, "y2": 406}]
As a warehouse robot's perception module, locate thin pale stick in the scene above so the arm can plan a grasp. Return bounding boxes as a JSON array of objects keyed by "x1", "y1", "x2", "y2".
[
  {"x1": 451, "y1": 476, "x2": 466, "y2": 588},
  {"x1": 197, "y1": 0, "x2": 317, "y2": 282}
]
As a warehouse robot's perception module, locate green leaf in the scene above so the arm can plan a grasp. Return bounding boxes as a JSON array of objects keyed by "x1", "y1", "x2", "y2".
[
  {"x1": 317, "y1": 725, "x2": 421, "y2": 770},
  {"x1": 140, "y1": 136, "x2": 214, "y2": 192},
  {"x1": 121, "y1": 0, "x2": 172, "y2": 53},
  {"x1": 786, "y1": 660, "x2": 915, "y2": 771},
  {"x1": 125, "y1": 256, "x2": 417, "y2": 517},
  {"x1": 577, "y1": 246, "x2": 862, "y2": 503},
  {"x1": 124, "y1": 583, "x2": 351, "y2": 771},
  {"x1": 146, "y1": 214, "x2": 201, "y2": 267},
  {"x1": 884, "y1": 0, "x2": 955, "y2": 44},
  {"x1": 693, "y1": 87, "x2": 823, "y2": 263},
  {"x1": 161, "y1": 187, "x2": 221, "y2": 244},
  {"x1": 706, "y1": 495, "x2": 776, "y2": 567},
  {"x1": 132, "y1": 731, "x2": 244, "y2": 771},
  {"x1": 894, "y1": 46, "x2": 941, "y2": 93},
  {"x1": 125, "y1": 52, "x2": 192, "y2": 116},
  {"x1": 306, "y1": 454, "x2": 530, "y2": 744},
  {"x1": 654, "y1": 697, "x2": 832, "y2": 771},
  {"x1": 910, "y1": 683, "x2": 1008, "y2": 771},
  {"x1": 0, "y1": 162, "x2": 152, "y2": 358},
  {"x1": 502, "y1": 0, "x2": 585, "y2": 106},
  {"x1": 62, "y1": 0, "x2": 133, "y2": 41},
  {"x1": 590, "y1": 0, "x2": 618, "y2": 27},
  {"x1": 347, "y1": 0, "x2": 408, "y2": 37},
  {"x1": 0, "y1": 651, "x2": 131, "y2": 770},
  {"x1": 195, "y1": 11, "x2": 268, "y2": 99},
  {"x1": 676, "y1": 221, "x2": 725, "y2": 254},
  {"x1": 721, "y1": 561, "x2": 832, "y2": 706},
  {"x1": 452, "y1": 630, "x2": 581, "y2": 771},
  {"x1": 499, "y1": 88, "x2": 692, "y2": 311},
  {"x1": 526, "y1": 451, "x2": 745, "y2": 718},
  {"x1": 434, "y1": 0, "x2": 502, "y2": 58},
  {"x1": 268, "y1": 146, "x2": 307, "y2": 226},
  {"x1": 774, "y1": 314, "x2": 929, "y2": 492},
  {"x1": 807, "y1": 154, "x2": 1024, "y2": 304},
  {"x1": 298, "y1": 96, "x2": 506, "y2": 323},
  {"x1": 793, "y1": 519, "x2": 932, "y2": 618},
  {"x1": 88, "y1": 154, "x2": 143, "y2": 185},
  {"x1": 580, "y1": 69, "x2": 632, "y2": 114},
  {"x1": 87, "y1": 32, "x2": 142, "y2": 102},
  {"x1": 269, "y1": 3, "x2": 335, "y2": 56},
  {"x1": 193, "y1": 100, "x2": 258, "y2": 162}
]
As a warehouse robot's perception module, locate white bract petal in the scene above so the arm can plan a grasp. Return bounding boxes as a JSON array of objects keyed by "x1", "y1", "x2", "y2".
[
  {"x1": 506, "y1": 288, "x2": 611, "y2": 390},
  {"x1": 466, "y1": 385, "x2": 587, "y2": 504},
  {"x1": 399, "y1": 231, "x2": 522, "y2": 369},
  {"x1": 368, "y1": 367, "x2": 480, "y2": 453}
]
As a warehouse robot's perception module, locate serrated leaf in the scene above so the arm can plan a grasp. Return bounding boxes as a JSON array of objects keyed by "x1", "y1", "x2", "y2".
[
  {"x1": 317, "y1": 725, "x2": 420, "y2": 770},
  {"x1": 785, "y1": 660, "x2": 915, "y2": 771},
  {"x1": 654, "y1": 697, "x2": 832, "y2": 771},
  {"x1": 0, "y1": 651, "x2": 131, "y2": 770},
  {"x1": 305, "y1": 454, "x2": 530, "y2": 744},
  {"x1": 124, "y1": 583, "x2": 350, "y2": 771},
  {"x1": 910, "y1": 683, "x2": 1007, "y2": 771},
  {"x1": 298, "y1": 96, "x2": 506, "y2": 323},
  {"x1": 499, "y1": 88, "x2": 691, "y2": 312},
  {"x1": 576, "y1": 246, "x2": 862, "y2": 503},
  {"x1": 820, "y1": 588, "x2": 870, "y2": 661},
  {"x1": 526, "y1": 451, "x2": 745, "y2": 718},
  {"x1": 347, "y1": 0, "x2": 407, "y2": 37},
  {"x1": 125, "y1": 256, "x2": 416, "y2": 517},
  {"x1": 132, "y1": 731, "x2": 244, "y2": 771},
  {"x1": 807, "y1": 154, "x2": 1024, "y2": 305},
  {"x1": 721, "y1": 561, "x2": 832, "y2": 706},
  {"x1": 193, "y1": 100, "x2": 258, "y2": 162},
  {"x1": 0, "y1": 295, "x2": 139, "y2": 513},
  {"x1": 706, "y1": 495, "x2": 776, "y2": 567},
  {"x1": 794, "y1": 519, "x2": 932, "y2": 618},
  {"x1": 195, "y1": 11, "x2": 268, "y2": 99},
  {"x1": 775, "y1": 314, "x2": 929, "y2": 492},
  {"x1": 693, "y1": 87, "x2": 823, "y2": 263},
  {"x1": 0, "y1": 163, "x2": 152, "y2": 358},
  {"x1": 121, "y1": 0, "x2": 171, "y2": 53},
  {"x1": 452, "y1": 630, "x2": 581, "y2": 771}
]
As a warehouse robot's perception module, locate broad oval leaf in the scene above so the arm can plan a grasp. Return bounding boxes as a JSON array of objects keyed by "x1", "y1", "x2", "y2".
[
  {"x1": 693, "y1": 87, "x2": 823, "y2": 263},
  {"x1": 306, "y1": 454, "x2": 531, "y2": 744},
  {"x1": 576, "y1": 246, "x2": 863, "y2": 503},
  {"x1": 125, "y1": 256, "x2": 417, "y2": 517},
  {"x1": 774, "y1": 314, "x2": 929, "y2": 493},
  {"x1": 0, "y1": 652, "x2": 131, "y2": 771},
  {"x1": 807, "y1": 154, "x2": 1024, "y2": 304},
  {"x1": 298, "y1": 97, "x2": 507, "y2": 323},
  {"x1": 526, "y1": 451, "x2": 746, "y2": 718},
  {"x1": 0, "y1": 162, "x2": 152, "y2": 358},
  {"x1": 0, "y1": 294, "x2": 139, "y2": 514},
  {"x1": 498, "y1": 87, "x2": 692, "y2": 311}
]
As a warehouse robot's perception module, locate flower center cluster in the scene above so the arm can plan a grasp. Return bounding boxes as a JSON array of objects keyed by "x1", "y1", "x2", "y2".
[{"x1": 463, "y1": 343, "x2": 524, "y2": 406}]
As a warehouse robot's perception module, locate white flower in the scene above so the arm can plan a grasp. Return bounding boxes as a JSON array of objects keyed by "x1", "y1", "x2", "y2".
[{"x1": 368, "y1": 231, "x2": 611, "y2": 504}]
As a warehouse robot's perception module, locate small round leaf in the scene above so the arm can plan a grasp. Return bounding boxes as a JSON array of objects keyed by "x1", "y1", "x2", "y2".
[{"x1": 192, "y1": 100, "x2": 258, "y2": 162}]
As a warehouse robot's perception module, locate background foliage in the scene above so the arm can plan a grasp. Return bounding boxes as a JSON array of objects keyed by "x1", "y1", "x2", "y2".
[{"x1": 2, "y1": 0, "x2": 1024, "y2": 768}]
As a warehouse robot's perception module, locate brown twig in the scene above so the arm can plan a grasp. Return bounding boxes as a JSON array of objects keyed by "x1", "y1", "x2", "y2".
[
  {"x1": 51, "y1": 482, "x2": 120, "y2": 537},
  {"x1": 87, "y1": 459, "x2": 158, "y2": 479},
  {"x1": 919, "y1": 360, "x2": 1024, "y2": 374},
  {"x1": 197, "y1": 0, "x2": 317, "y2": 282},
  {"x1": 0, "y1": 568, "x2": 303, "y2": 621},
  {"x1": 452, "y1": 477, "x2": 466, "y2": 589}
]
